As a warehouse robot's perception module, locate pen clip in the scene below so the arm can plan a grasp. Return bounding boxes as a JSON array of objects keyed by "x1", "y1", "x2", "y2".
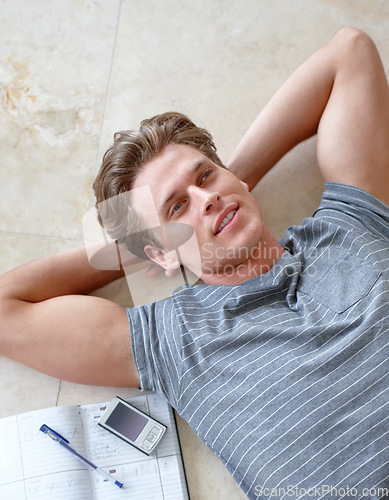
[{"x1": 39, "y1": 424, "x2": 69, "y2": 443}]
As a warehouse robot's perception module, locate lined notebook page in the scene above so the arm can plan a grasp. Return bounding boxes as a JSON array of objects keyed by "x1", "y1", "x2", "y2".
[
  {"x1": 0, "y1": 394, "x2": 189, "y2": 499},
  {"x1": 0, "y1": 406, "x2": 91, "y2": 499},
  {"x1": 82, "y1": 394, "x2": 189, "y2": 499}
]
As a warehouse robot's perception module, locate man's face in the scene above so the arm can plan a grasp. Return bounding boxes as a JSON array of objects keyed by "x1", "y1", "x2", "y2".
[{"x1": 132, "y1": 143, "x2": 264, "y2": 281}]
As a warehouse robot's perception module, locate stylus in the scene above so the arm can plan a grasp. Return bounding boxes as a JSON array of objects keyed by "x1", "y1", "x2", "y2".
[{"x1": 39, "y1": 424, "x2": 124, "y2": 489}]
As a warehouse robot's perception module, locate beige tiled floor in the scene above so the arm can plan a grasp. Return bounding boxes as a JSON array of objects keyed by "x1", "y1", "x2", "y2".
[{"x1": 1, "y1": 1, "x2": 388, "y2": 498}]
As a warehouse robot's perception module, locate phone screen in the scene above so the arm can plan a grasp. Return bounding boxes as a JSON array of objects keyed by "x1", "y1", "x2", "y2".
[{"x1": 105, "y1": 402, "x2": 148, "y2": 441}]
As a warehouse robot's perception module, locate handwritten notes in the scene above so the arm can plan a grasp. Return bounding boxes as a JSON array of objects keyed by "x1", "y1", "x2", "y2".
[{"x1": 0, "y1": 394, "x2": 189, "y2": 499}]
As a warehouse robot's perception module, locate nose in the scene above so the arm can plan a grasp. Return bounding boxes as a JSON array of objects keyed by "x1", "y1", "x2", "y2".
[{"x1": 188, "y1": 186, "x2": 220, "y2": 214}]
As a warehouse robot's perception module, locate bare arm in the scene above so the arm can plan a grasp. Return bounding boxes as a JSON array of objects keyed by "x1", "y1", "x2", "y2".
[
  {"x1": 228, "y1": 28, "x2": 389, "y2": 205},
  {"x1": 0, "y1": 246, "x2": 140, "y2": 388}
]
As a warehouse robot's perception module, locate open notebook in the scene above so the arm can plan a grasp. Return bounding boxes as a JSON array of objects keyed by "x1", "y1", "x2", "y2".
[{"x1": 0, "y1": 393, "x2": 189, "y2": 499}]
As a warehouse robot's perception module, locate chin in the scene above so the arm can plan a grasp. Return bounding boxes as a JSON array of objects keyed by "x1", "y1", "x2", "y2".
[{"x1": 238, "y1": 222, "x2": 263, "y2": 252}]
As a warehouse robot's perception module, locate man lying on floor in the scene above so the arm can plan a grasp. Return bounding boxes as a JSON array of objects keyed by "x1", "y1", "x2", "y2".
[{"x1": 1, "y1": 28, "x2": 388, "y2": 499}]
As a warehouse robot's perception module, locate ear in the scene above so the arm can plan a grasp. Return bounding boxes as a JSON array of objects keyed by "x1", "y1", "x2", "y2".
[{"x1": 144, "y1": 245, "x2": 181, "y2": 271}]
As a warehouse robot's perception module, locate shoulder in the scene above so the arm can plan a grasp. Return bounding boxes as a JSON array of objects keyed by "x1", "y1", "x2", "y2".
[{"x1": 313, "y1": 182, "x2": 389, "y2": 239}]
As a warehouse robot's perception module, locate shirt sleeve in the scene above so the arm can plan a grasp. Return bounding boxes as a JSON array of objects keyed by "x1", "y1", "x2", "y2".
[
  {"x1": 126, "y1": 298, "x2": 183, "y2": 408},
  {"x1": 314, "y1": 182, "x2": 389, "y2": 240}
]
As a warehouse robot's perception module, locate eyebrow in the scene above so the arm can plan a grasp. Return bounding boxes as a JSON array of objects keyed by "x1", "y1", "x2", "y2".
[{"x1": 159, "y1": 159, "x2": 207, "y2": 215}]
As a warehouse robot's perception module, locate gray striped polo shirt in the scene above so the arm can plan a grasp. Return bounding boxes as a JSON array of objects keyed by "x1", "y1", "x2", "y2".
[{"x1": 127, "y1": 183, "x2": 389, "y2": 499}]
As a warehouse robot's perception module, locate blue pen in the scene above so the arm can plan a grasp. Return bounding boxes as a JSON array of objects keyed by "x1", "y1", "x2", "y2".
[{"x1": 39, "y1": 424, "x2": 123, "y2": 489}]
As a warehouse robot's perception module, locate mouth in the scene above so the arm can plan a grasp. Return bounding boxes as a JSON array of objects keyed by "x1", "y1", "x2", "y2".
[{"x1": 214, "y1": 207, "x2": 238, "y2": 235}]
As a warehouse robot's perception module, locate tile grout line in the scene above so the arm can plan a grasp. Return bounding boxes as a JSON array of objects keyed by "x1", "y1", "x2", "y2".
[
  {"x1": 55, "y1": 380, "x2": 62, "y2": 407},
  {"x1": 92, "y1": 0, "x2": 123, "y2": 177},
  {"x1": 85, "y1": 0, "x2": 123, "y2": 215}
]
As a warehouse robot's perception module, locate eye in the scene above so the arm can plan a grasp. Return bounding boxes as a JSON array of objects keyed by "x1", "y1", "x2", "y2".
[
  {"x1": 170, "y1": 200, "x2": 185, "y2": 217},
  {"x1": 200, "y1": 168, "x2": 212, "y2": 183},
  {"x1": 173, "y1": 201, "x2": 183, "y2": 213}
]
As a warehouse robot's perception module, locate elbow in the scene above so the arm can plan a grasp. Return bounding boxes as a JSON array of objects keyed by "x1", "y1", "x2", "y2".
[
  {"x1": 331, "y1": 27, "x2": 381, "y2": 76},
  {"x1": 334, "y1": 26, "x2": 377, "y2": 55}
]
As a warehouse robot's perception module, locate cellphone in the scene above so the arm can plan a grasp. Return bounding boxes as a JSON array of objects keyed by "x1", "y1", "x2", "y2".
[{"x1": 98, "y1": 396, "x2": 167, "y2": 455}]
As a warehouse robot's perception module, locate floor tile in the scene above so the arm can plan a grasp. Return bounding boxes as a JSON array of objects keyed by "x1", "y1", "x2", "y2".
[
  {"x1": 0, "y1": 0, "x2": 120, "y2": 240},
  {"x1": 56, "y1": 381, "x2": 141, "y2": 407},
  {"x1": 0, "y1": 358, "x2": 60, "y2": 418}
]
